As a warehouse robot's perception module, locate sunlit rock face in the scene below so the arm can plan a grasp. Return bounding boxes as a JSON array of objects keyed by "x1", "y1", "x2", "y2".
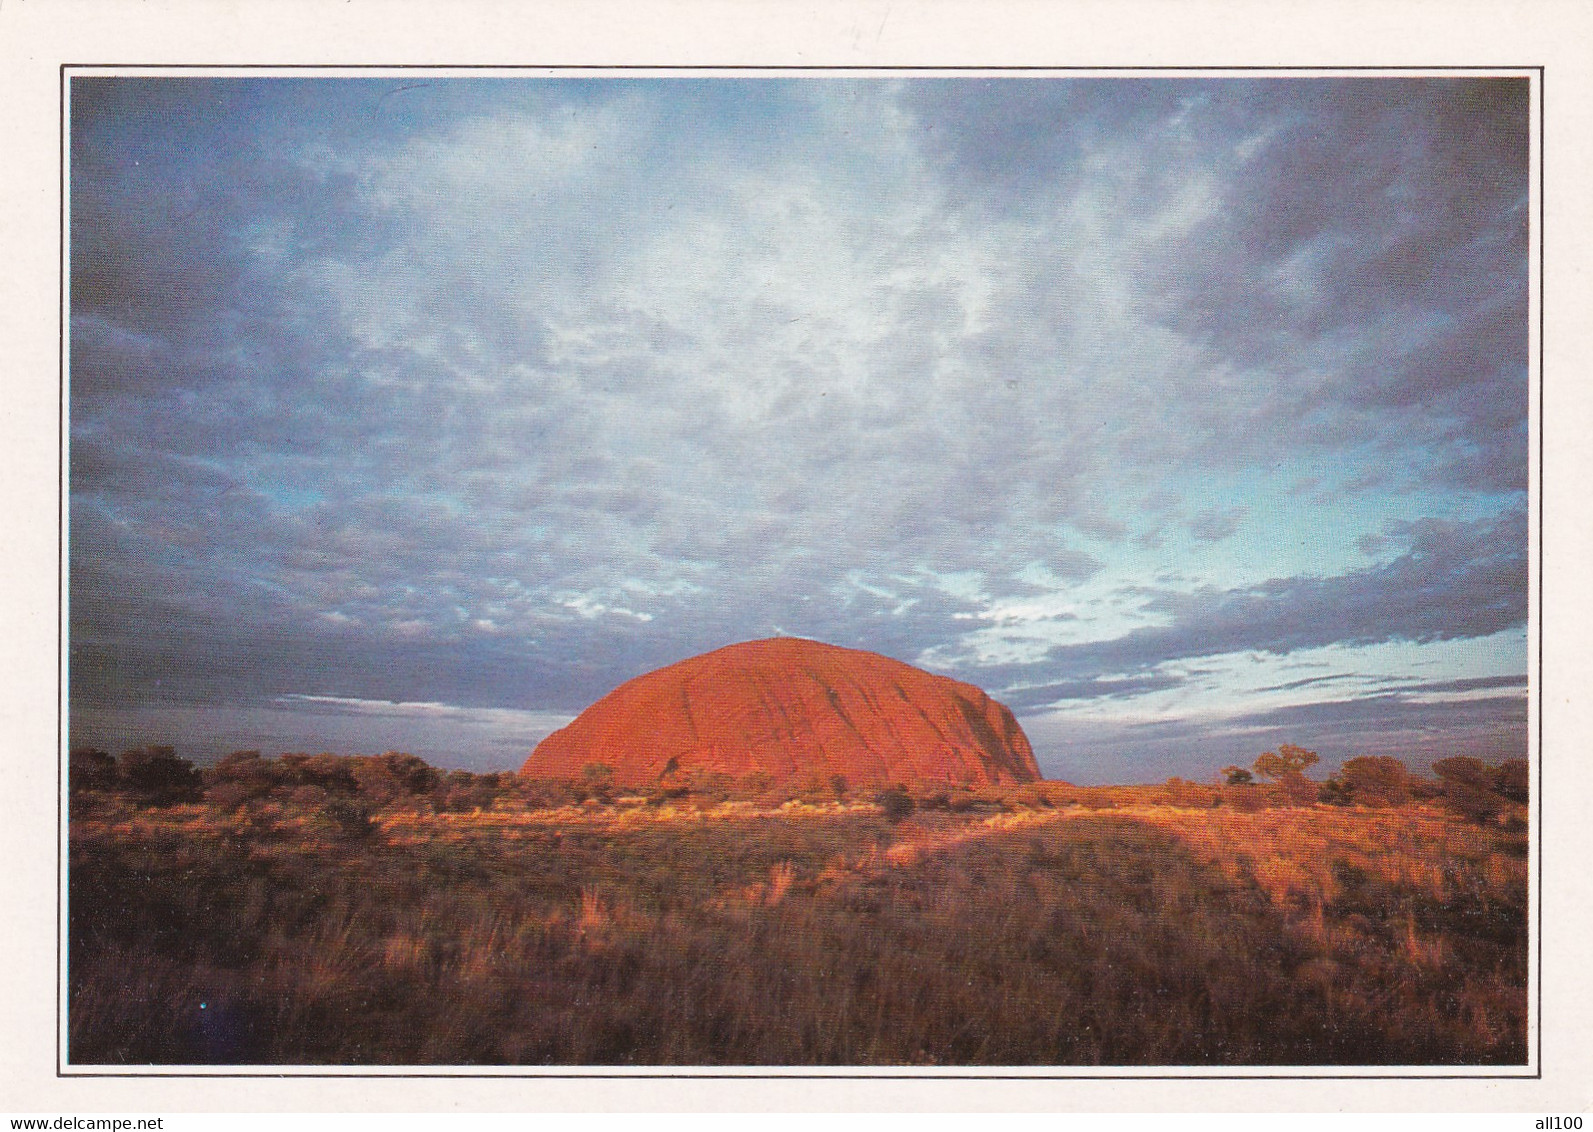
[{"x1": 520, "y1": 637, "x2": 1040, "y2": 786}]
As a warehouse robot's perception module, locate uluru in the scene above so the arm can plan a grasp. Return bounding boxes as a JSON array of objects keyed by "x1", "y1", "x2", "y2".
[{"x1": 521, "y1": 637, "x2": 1040, "y2": 787}]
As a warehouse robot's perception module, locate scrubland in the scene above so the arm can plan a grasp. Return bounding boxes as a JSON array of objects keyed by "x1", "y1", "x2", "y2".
[{"x1": 67, "y1": 751, "x2": 1528, "y2": 1067}]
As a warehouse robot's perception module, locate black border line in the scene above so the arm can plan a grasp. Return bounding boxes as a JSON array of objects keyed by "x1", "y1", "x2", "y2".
[{"x1": 57, "y1": 62, "x2": 1547, "y2": 1084}]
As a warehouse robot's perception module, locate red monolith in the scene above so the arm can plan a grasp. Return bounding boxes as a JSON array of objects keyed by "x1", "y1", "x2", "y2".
[{"x1": 521, "y1": 637, "x2": 1039, "y2": 786}]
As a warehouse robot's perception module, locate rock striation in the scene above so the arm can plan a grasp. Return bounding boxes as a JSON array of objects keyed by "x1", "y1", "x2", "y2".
[{"x1": 521, "y1": 636, "x2": 1040, "y2": 786}]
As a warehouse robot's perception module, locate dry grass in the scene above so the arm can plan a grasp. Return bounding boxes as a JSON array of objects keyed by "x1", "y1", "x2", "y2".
[{"x1": 68, "y1": 788, "x2": 1527, "y2": 1066}]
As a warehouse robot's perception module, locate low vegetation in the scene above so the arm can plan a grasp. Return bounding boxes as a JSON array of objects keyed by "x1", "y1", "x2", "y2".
[{"x1": 68, "y1": 746, "x2": 1529, "y2": 1066}]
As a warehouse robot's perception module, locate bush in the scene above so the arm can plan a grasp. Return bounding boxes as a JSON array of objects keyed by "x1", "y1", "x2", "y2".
[
  {"x1": 1318, "y1": 778, "x2": 1353, "y2": 806},
  {"x1": 1277, "y1": 775, "x2": 1320, "y2": 806},
  {"x1": 69, "y1": 749, "x2": 119, "y2": 793},
  {"x1": 1247, "y1": 744, "x2": 1320, "y2": 807},
  {"x1": 438, "y1": 770, "x2": 507, "y2": 813},
  {"x1": 320, "y1": 797, "x2": 376, "y2": 840},
  {"x1": 1337, "y1": 756, "x2": 1411, "y2": 806},
  {"x1": 732, "y1": 770, "x2": 778, "y2": 801},
  {"x1": 379, "y1": 752, "x2": 442, "y2": 794},
  {"x1": 1432, "y1": 756, "x2": 1491, "y2": 790},
  {"x1": 116, "y1": 747, "x2": 202, "y2": 805},
  {"x1": 1036, "y1": 783, "x2": 1080, "y2": 807},
  {"x1": 350, "y1": 752, "x2": 440, "y2": 806},
  {"x1": 875, "y1": 785, "x2": 916, "y2": 823},
  {"x1": 1432, "y1": 756, "x2": 1525, "y2": 824},
  {"x1": 1164, "y1": 777, "x2": 1215, "y2": 808},
  {"x1": 687, "y1": 770, "x2": 734, "y2": 803},
  {"x1": 1017, "y1": 785, "x2": 1057, "y2": 809},
  {"x1": 1442, "y1": 780, "x2": 1507, "y2": 824},
  {"x1": 511, "y1": 776, "x2": 583, "y2": 810},
  {"x1": 1493, "y1": 759, "x2": 1529, "y2": 804},
  {"x1": 280, "y1": 753, "x2": 359, "y2": 794},
  {"x1": 1225, "y1": 786, "x2": 1270, "y2": 812},
  {"x1": 203, "y1": 781, "x2": 256, "y2": 812},
  {"x1": 288, "y1": 784, "x2": 329, "y2": 808},
  {"x1": 203, "y1": 751, "x2": 280, "y2": 808}
]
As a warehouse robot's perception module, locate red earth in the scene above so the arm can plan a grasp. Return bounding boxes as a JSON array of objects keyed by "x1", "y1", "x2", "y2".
[{"x1": 521, "y1": 636, "x2": 1040, "y2": 786}]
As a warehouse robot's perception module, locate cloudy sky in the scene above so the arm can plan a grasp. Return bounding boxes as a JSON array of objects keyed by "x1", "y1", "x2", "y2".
[{"x1": 68, "y1": 74, "x2": 1531, "y2": 781}]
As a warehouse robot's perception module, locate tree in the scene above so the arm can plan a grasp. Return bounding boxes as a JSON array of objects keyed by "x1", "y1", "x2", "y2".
[
  {"x1": 1432, "y1": 756, "x2": 1491, "y2": 789},
  {"x1": 279, "y1": 752, "x2": 359, "y2": 794},
  {"x1": 117, "y1": 746, "x2": 202, "y2": 805},
  {"x1": 370, "y1": 751, "x2": 440, "y2": 793},
  {"x1": 69, "y1": 748, "x2": 118, "y2": 792},
  {"x1": 1336, "y1": 755, "x2": 1411, "y2": 806},
  {"x1": 1250, "y1": 743, "x2": 1320, "y2": 806},
  {"x1": 1433, "y1": 755, "x2": 1524, "y2": 824},
  {"x1": 204, "y1": 750, "x2": 280, "y2": 809},
  {"x1": 1221, "y1": 765, "x2": 1254, "y2": 786},
  {"x1": 1252, "y1": 743, "x2": 1320, "y2": 782}
]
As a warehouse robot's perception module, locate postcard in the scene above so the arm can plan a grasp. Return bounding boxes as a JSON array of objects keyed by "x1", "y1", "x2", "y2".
[{"x1": 3, "y1": 0, "x2": 1590, "y2": 1118}]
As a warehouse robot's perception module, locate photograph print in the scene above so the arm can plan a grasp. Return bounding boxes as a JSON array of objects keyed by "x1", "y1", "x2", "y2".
[{"x1": 65, "y1": 72, "x2": 1533, "y2": 1069}]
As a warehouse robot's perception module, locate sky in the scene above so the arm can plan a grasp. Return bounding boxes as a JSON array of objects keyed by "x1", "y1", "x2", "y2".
[{"x1": 67, "y1": 75, "x2": 1531, "y2": 782}]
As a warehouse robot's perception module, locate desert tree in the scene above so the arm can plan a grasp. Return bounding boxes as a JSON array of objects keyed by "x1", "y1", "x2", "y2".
[
  {"x1": 1432, "y1": 756, "x2": 1491, "y2": 788},
  {"x1": 116, "y1": 746, "x2": 203, "y2": 805},
  {"x1": 1329, "y1": 755, "x2": 1412, "y2": 806},
  {"x1": 1434, "y1": 755, "x2": 1523, "y2": 823},
  {"x1": 69, "y1": 748, "x2": 119, "y2": 793},
  {"x1": 1252, "y1": 743, "x2": 1320, "y2": 781},
  {"x1": 350, "y1": 752, "x2": 441, "y2": 804},
  {"x1": 203, "y1": 750, "x2": 280, "y2": 810},
  {"x1": 1251, "y1": 743, "x2": 1320, "y2": 806}
]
